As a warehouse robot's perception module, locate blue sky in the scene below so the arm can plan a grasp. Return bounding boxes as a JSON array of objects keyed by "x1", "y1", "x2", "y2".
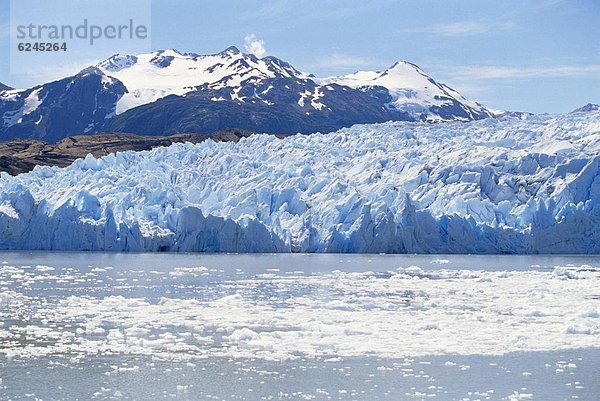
[{"x1": 1, "y1": 0, "x2": 599, "y2": 113}]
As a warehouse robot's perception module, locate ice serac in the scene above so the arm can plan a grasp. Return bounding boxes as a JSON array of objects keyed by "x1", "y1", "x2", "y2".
[{"x1": 1, "y1": 112, "x2": 600, "y2": 253}]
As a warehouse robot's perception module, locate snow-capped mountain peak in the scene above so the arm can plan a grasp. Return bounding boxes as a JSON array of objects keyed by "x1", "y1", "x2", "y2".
[
  {"x1": 0, "y1": 82, "x2": 13, "y2": 92},
  {"x1": 97, "y1": 54, "x2": 139, "y2": 72},
  {"x1": 94, "y1": 47, "x2": 310, "y2": 114},
  {"x1": 94, "y1": 49, "x2": 493, "y2": 120},
  {"x1": 1, "y1": 46, "x2": 499, "y2": 143},
  {"x1": 322, "y1": 60, "x2": 493, "y2": 121},
  {"x1": 572, "y1": 103, "x2": 600, "y2": 113},
  {"x1": 219, "y1": 45, "x2": 241, "y2": 55}
]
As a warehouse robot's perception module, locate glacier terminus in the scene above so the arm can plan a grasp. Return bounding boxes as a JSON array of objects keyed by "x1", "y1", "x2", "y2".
[{"x1": 1, "y1": 110, "x2": 599, "y2": 253}]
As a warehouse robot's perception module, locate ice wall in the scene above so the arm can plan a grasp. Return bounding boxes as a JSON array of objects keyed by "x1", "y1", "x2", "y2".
[{"x1": 1, "y1": 111, "x2": 600, "y2": 253}]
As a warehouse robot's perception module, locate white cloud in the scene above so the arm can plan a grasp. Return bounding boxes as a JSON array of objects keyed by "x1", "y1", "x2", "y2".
[
  {"x1": 407, "y1": 20, "x2": 515, "y2": 37},
  {"x1": 446, "y1": 64, "x2": 600, "y2": 80},
  {"x1": 246, "y1": 1, "x2": 291, "y2": 19},
  {"x1": 11, "y1": 58, "x2": 100, "y2": 88},
  {"x1": 244, "y1": 34, "x2": 267, "y2": 58},
  {"x1": 313, "y1": 53, "x2": 381, "y2": 70}
]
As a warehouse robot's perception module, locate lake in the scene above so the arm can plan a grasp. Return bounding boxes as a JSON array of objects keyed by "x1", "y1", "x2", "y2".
[{"x1": 1, "y1": 252, "x2": 599, "y2": 400}]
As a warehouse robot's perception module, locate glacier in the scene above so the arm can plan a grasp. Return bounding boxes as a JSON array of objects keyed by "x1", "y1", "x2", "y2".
[{"x1": 1, "y1": 111, "x2": 600, "y2": 253}]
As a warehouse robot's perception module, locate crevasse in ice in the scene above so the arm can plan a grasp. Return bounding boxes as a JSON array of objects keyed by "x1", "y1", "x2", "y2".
[{"x1": 1, "y1": 111, "x2": 599, "y2": 253}]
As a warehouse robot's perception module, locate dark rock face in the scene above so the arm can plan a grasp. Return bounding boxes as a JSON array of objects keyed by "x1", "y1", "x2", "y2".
[
  {"x1": 1, "y1": 66, "x2": 411, "y2": 142},
  {"x1": 428, "y1": 97, "x2": 488, "y2": 121},
  {"x1": 571, "y1": 103, "x2": 600, "y2": 113},
  {"x1": 105, "y1": 78, "x2": 412, "y2": 136},
  {"x1": 0, "y1": 49, "x2": 494, "y2": 143},
  {"x1": 0, "y1": 82, "x2": 12, "y2": 91},
  {"x1": 0, "y1": 129, "x2": 265, "y2": 175},
  {"x1": 0, "y1": 69, "x2": 126, "y2": 143}
]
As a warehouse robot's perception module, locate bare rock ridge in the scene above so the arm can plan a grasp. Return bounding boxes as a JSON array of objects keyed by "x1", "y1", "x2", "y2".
[
  {"x1": 0, "y1": 47, "x2": 493, "y2": 143},
  {"x1": 0, "y1": 129, "x2": 267, "y2": 175}
]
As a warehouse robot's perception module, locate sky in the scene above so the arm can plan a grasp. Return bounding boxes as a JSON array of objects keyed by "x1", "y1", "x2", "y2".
[{"x1": 0, "y1": 0, "x2": 599, "y2": 114}]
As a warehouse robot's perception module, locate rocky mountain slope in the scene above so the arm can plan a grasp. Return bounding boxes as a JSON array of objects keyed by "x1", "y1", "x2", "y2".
[
  {"x1": 0, "y1": 129, "x2": 264, "y2": 175},
  {"x1": 572, "y1": 103, "x2": 600, "y2": 113},
  {"x1": 0, "y1": 47, "x2": 494, "y2": 143},
  {"x1": 321, "y1": 61, "x2": 493, "y2": 121}
]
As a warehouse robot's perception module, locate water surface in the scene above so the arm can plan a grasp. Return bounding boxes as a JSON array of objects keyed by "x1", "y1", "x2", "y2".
[{"x1": 1, "y1": 253, "x2": 598, "y2": 400}]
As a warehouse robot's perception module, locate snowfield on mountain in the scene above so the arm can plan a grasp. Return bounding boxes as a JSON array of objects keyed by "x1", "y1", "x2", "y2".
[
  {"x1": 1, "y1": 110, "x2": 599, "y2": 252},
  {"x1": 0, "y1": 47, "x2": 493, "y2": 142},
  {"x1": 321, "y1": 60, "x2": 493, "y2": 121},
  {"x1": 96, "y1": 47, "x2": 310, "y2": 115}
]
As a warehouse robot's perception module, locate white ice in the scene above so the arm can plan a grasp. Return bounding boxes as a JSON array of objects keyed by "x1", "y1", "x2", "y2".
[
  {"x1": 0, "y1": 263, "x2": 598, "y2": 361},
  {"x1": 1, "y1": 111, "x2": 600, "y2": 253}
]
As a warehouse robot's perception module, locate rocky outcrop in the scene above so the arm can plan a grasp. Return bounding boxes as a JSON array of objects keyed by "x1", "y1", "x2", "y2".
[{"x1": 0, "y1": 129, "x2": 268, "y2": 175}]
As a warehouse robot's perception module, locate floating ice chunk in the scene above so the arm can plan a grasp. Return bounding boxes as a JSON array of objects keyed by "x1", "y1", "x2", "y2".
[
  {"x1": 552, "y1": 266, "x2": 579, "y2": 280},
  {"x1": 507, "y1": 392, "x2": 533, "y2": 400},
  {"x1": 0, "y1": 265, "x2": 599, "y2": 361},
  {"x1": 580, "y1": 307, "x2": 599, "y2": 318},
  {"x1": 227, "y1": 328, "x2": 259, "y2": 342},
  {"x1": 34, "y1": 265, "x2": 54, "y2": 272},
  {"x1": 565, "y1": 323, "x2": 599, "y2": 335},
  {"x1": 169, "y1": 266, "x2": 209, "y2": 277}
]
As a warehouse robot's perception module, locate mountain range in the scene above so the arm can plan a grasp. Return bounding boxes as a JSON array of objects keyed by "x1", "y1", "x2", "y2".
[{"x1": 0, "y1": 47, "x2": 494, "y2": 143}]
